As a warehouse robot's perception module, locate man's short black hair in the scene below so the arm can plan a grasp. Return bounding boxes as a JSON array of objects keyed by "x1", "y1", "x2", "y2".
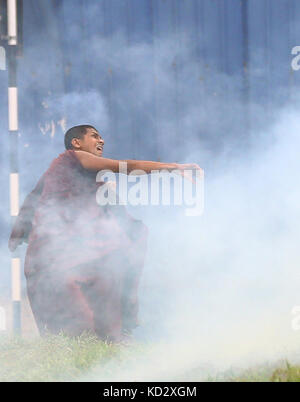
[{"x1": 64, "y1": 125, "x2": 97, "y2": 150}]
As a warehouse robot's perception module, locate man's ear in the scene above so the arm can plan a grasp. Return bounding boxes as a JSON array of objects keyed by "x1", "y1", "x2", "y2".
[{"x1": 71, "y1": 138, "x2": 81, "y2": 149}]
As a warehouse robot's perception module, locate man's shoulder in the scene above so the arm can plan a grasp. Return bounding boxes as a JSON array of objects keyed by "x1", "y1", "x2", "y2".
[
  {"x1": 41, "y1": 150, "x2": 82, "y2": 182},
  {"x1": 56, "y1": 149, "x2": 77, "y2": 162},
  {"x1": 41, "y1": 150, "x2": 84, "y2": 191},
  {"x1": 49, "y1": 150, "x2": 79, "y2": 170}
]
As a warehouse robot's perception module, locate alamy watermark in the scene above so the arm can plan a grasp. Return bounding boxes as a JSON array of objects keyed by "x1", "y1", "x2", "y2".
[
  {"x1": 291, "y1": 46, "x2": 300, "y2": 71},
  {"x1": 0, "y1": 46, "x2": 5, "y2": 71},
  {"x1": 291, "y1": 305, "x2": 300, "y2": 331},
  {"x1": 0, "y1": 306, "x2": 6, "y2": 331},
  {"x1": 95, "y1": 162, "x2": 204, "y2": 216}
]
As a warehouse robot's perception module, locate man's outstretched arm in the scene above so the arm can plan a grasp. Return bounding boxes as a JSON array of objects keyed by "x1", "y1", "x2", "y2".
[{"x1": 74, "y1": 150, "x2": 202, "y2": 175}]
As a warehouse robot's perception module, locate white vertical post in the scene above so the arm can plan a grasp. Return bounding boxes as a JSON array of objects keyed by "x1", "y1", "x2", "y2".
[
  {"x1": 7, "y1": 0, "x2": 17, "y2": 45},
  {"x1": 11, "y1": 258, "x2": 21, "y2": 302},
  {"x1": 7, "y1": 0, "x2": 21, "y2": 334}
]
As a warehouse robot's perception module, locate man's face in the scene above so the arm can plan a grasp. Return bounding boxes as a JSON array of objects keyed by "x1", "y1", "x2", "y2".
[{"x1": 72, "y1": 128, "x2": 105, "y2": 157}]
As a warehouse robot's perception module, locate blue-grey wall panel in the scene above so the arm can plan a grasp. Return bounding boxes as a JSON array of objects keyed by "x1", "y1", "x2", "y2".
[{"x1": 1, "y1": 0, "x2": 299, "y2": 258}]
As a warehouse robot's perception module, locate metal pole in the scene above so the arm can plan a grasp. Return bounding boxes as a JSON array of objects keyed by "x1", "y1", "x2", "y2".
[{"x1": 7, "y1": 0, "x2": 21, "y2": 334}]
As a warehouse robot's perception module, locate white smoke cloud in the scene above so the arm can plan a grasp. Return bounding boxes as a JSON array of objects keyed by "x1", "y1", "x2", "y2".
[
  {"x1": 2, "y1": 10, "x2": 300, "y2": 381},
  {"x1": 75, "y1": 102, "x2": 300, "y2": 381}
]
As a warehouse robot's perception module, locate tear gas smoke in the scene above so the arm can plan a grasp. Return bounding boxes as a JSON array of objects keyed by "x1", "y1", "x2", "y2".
[{"x1": 1, "y1": 8, "x2": 300, "y2": 380}]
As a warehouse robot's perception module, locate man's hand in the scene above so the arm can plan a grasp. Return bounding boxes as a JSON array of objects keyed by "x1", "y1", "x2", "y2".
[
  {"x1": 176, "y1": 163, "x2": 204, "y2": 183},
  {"x1": 8, "y1": 233, "x2": 24, "y2": 252}
]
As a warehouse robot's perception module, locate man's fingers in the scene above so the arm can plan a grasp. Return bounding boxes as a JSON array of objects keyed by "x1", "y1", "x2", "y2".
[
  {"x1": 177, "y1": 163, "x2": 204, "y2": 180},
  {"x1": 8, "y1": 240, "x2": 17, "y2": 252},
  {"x1": 174, "y1": 169, "x2": 196, "y2": 184},
  {"x1": 8, "y1": 237, "x2": 22, "y2": 252}
]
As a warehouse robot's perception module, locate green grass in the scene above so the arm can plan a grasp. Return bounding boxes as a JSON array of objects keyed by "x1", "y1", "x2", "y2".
[
  {"x1": 0, "y1": 332, "x2": 126, "y2": 381},
  {"x1": 0, "y1": 333, "x2": 300, "y2": 382},
  {"x1": 270, "y1": 361, "x2": 300, "y2": 382}
]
